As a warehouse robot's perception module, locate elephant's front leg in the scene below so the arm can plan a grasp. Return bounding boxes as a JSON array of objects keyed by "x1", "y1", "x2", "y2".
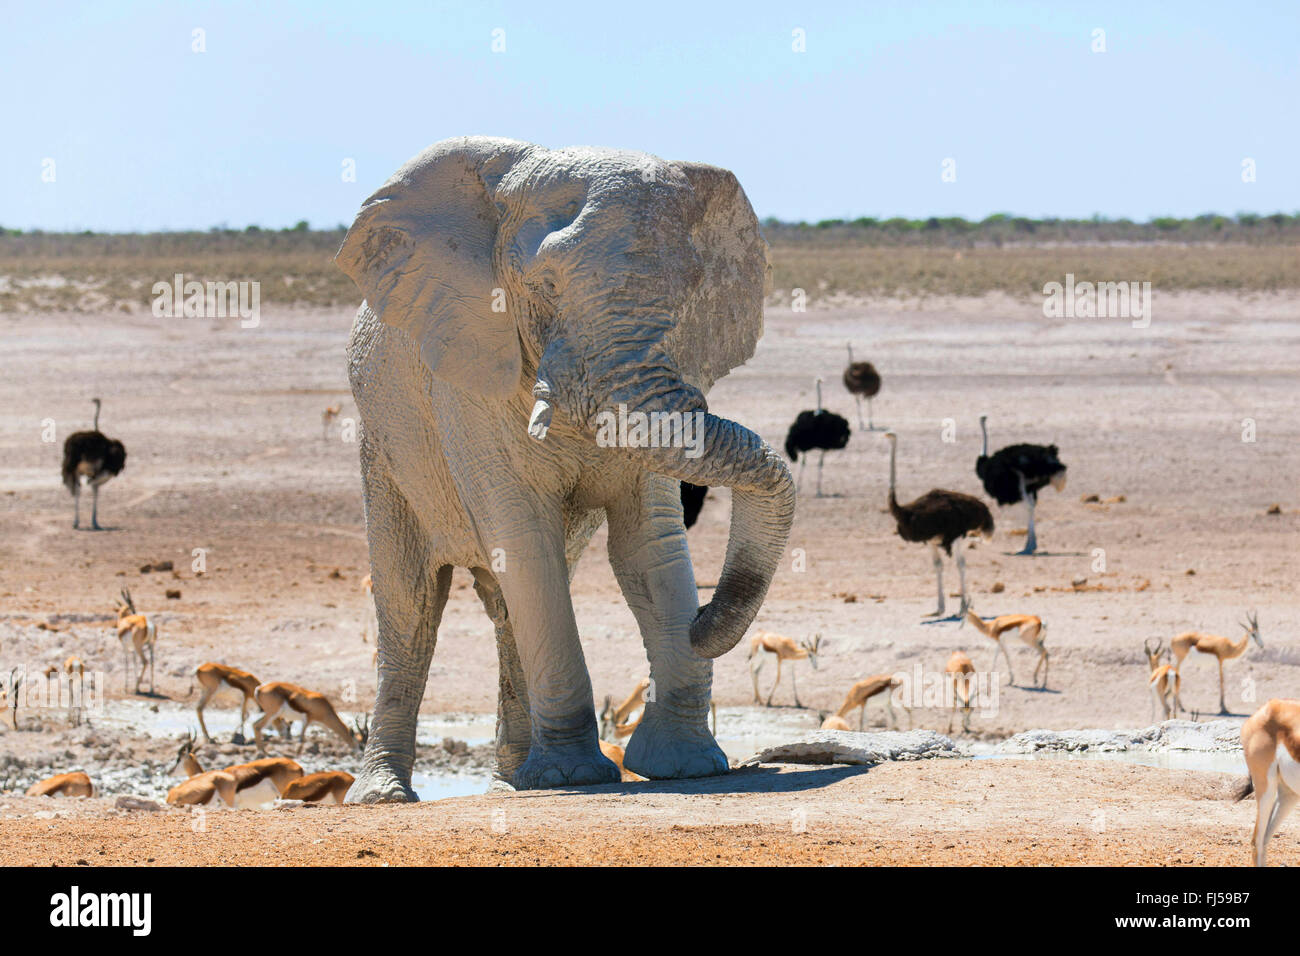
[
  {"x1": 489, "y1": 509, "x2": 619, "y2": 790},
  {"x1": 607, "y1": 475, "x2": 728, "y2": 780}
]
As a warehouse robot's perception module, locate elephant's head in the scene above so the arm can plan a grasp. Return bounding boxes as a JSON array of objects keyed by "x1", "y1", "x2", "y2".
[{"x1": 336, "y1": 136, "x2": 794, "y2": 659}]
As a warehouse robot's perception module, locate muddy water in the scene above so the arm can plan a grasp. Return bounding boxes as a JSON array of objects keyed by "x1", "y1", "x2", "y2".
[{"x1": 47, "y1": 701, "x2": 1245, "y2": 803}]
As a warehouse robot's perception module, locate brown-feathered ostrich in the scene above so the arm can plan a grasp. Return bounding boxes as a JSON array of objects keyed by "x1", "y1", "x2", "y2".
[
  {"x1": 976, "y1": 415, "x2": 1066, "y2": 555},
  {"x1": 843, "y1": 343, "x2": 883, "y2": 431},
  {"x1": 61, "y1": 398, "x2": 127, "y2": 531},
  {"x1": 886, "y1": 431, "x2": 994, "y2": 620},
  {"x1": 784, "y1": 378, "x2": 851, "y2": 497}
]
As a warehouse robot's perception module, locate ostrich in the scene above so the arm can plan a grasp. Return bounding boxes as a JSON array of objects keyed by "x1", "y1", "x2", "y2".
[
  {"x1": 61, "y1": 398, "x2": 127, "y2": 531},
  {"x1": 975, "y1": 415, "x2": 1066, "y2": 555},
  {"x1": 843, "y1": 343, "x2": 883, "y2": 431},
  {"x1": 680, "y1": 481, "x2": 709, "y2": 529},
  {"x1": 784, "y1": 378, "x2": 851, "y2": 497},
  {"x1": 886, "y1": 431, "x2": 993, "y2": 620}
]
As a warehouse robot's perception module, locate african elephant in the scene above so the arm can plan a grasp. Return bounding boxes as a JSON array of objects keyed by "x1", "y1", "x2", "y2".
[{"x1": 335, "y1": 136, "x2": 794, "y2": 800}]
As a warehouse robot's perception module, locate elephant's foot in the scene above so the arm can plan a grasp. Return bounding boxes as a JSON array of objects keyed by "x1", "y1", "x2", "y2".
[
  {"x1": 511, "y1": 741, "x2": 620, "y2": 790},
  {"x1": 623, "y1": 710, "x2": 728, "y2": 780},
  {"x1": 347, "y1": 764, "x2": 418, "y2": 804}
]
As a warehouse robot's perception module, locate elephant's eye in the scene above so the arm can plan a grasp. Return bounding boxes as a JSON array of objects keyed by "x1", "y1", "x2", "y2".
[{"x1": 529, "y1": 268, "x2": 560, "y2": 298}]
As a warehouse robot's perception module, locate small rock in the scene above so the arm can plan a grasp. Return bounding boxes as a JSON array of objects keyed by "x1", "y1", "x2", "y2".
[
  {"x1": 1185, "y1": 569, "x2": 1196, "y2": 576},
  {"x1": 1266, "y1": 504, "x2": 1282, "y2": 515},
  {"x1": 1081, "y1": 494, "x2": 1100, "y2": 503},
  {"x1": 165, "y1": 589, "x2": 181, "y2": 599},
  {"x1": 991, "y1": 582, "x2": 1005, "y2": 594},
  {"x1": 115, "y1": 795, "x2": 161, "y2": 812}
]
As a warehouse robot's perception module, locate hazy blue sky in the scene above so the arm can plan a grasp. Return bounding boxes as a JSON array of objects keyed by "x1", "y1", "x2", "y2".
[{"x1": 3, "y1": 1, "x2": 1296, "y2": 230}]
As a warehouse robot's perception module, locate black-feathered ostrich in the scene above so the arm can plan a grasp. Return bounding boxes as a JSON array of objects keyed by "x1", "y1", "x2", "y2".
[
  {"x1": 61, "y1": 398, "x2": 127, "y2": 531},
  {"x1": 784, "y1": 378, "x2": 851, "y2": 497},
  {"x1": 886, "y1": 431, "x2": 994, "y2": 620},
  {"x1": 680, "y1": 482, "x2": 709, "y2": 529},
  {"x1": 843, "y1": 343, "x2": 883, "y2": 431},
  {"x1": 975, "y1": 415, "x2": 1066, "y2": 555}
]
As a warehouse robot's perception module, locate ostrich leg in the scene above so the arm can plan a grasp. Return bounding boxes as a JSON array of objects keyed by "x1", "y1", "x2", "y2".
[
  {"x1": 955, "y1": 542, "x2": 971, "y2": 618},
  {"x1": 91, "y1": 484, "x2": 102, "y2": 531},
  {"x1": 72, "y1": 484, "x2": 81, "y2": 530},
  {"x1": 796, "y1": 455, "x2": 806, "y2": 493},
  {"x1": 1016, "y1": 474, "x2": 1036, "y2": 555},
  {"x1": 924, "y1": 541, "x2": 945, "y2": 618},
  {"x1": 854, "y1": 395, "x2": 867, "y2": 432},
  {"x1": 816, "y1": 450, "x2": 826, "y2": 497},
  {"x1": 867, "y1": 398, "x2": 877, "y2": 431}
]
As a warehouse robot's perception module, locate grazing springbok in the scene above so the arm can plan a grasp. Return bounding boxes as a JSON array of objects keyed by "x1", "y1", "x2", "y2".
[
  {"x1": 113, "y1": 588, "x2": 157, "y2": 694},
  {"x1": 252, "y1": 682, "x2": 368, "y2": 754},
  {"x1": 190, "y1": 662, "x2": 276, "y2": 743},
  {"x1": 945, "y1": 651, "x2": 976, "y2": 734},
  {"x1": 26, "y1": 771, "x2": 94, "y2": 797},
  {"x1": 1169, "y1": 611, "x2": 1262, "y2": 715},
  {"x1": 821, "y1": 674, "x2": 910, "y2": 731},
  {"x1": 749, "y1": 631, "x2": 821, "y2": 708},
  {"x1": 1234, "y1": 698, "x2": 1300, "y2": 866},
  {"x1": 964, "y1": 609, "x2": 1048, "y2": 688},
  {"x1": 1143, "y1": 638, "x2": 1181, "y2": 722}
]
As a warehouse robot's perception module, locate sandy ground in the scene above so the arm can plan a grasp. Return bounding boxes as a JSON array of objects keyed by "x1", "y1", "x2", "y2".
[
  {"x1": 0, "y1": 760, "x2": 1288, "y2": 866},
  {"x1": 0, "y1": 291, "x2": 1297, "y2": 864}
]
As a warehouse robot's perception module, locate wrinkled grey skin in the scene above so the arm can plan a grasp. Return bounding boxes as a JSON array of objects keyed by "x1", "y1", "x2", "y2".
[{"x1": 336, "y1": 136, "x2": 794, "y2": 800}]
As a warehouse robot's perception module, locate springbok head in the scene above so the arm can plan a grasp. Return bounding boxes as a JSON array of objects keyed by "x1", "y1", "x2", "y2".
[
  {"x1": 1241, "y1": 610, "x2": 1262, "y2": 648},
  {"x1": 170, "y1": 730, "x2": 200, "y2": 777},
  {"x1": 352, "y1": 712, "x2": 371, "y2": 749},
  {"x1": 800, "y1": 633, "x2": 823, "y2": 670},
  {"x1": 598, "y1": 695, "x2": 614, "y2": 742},
  {"x1": 115, "y1": 588, "x2": 137, "y2": 617},
  {"x1": 1143, "y1": 638, "x2": 1166, "y2": 668}
]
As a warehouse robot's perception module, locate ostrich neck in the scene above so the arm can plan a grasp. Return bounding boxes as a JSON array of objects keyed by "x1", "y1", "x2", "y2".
[{"x1": 980, "y1": 419, "x2": 988, "y2": 457}]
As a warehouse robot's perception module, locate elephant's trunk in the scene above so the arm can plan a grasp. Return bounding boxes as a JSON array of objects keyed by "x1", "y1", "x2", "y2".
[{"x1": 532, "y1": 346, "x2": 795, "y2": 659}]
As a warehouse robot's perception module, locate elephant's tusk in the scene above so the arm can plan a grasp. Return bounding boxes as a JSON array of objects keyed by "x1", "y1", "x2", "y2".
[{"x1": 527, "y1": 379, "x2": 553, "y2": 442}]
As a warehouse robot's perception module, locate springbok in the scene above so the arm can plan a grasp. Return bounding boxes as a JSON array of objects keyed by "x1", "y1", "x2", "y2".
[
  {"x1": 1234, "y1": 698, "x2": 1300, "y2": 866},
  {"x1": 1143, "y1": 638, "x2": 1181, "y2": 722},
  {"x1": 821, "y1": 674, "x2": 910, "y2": 731},
  {"x1": 964, "y1": 609, "x2": 1048, "y2": 688},
  {"x1": 749, "y1": 631, "x2": 821, "y2": 708},
  {"x1": 281, "y1": 771, "x2": 355, "y2": 804},
  {"x1": 599, "y1": 678, "x2": 651, "y2": 742},
  {"x1": 945, "y1": 651, "x2": 976, "y2": 734},
  {"x1": 1169, "y1": 611, "x2": 1262, "y2": 715},
  {"x1": 252, "y1": 682, "x2": 368, "y2": 754},
  {"x1": 190, "y1": 662, "x2": 275, "y2": 743},
  {"x1": 167, "y1": 732, "x2": 304, "y2": 808},
  {"x1": 321, "y1": 403, "x2": 341, "y2": 439},
  {"x1": 26, "y1": 771, "x2": 94, "y2": 797},
  {"x1": 113, "y1": 588, "x2": 157, "y2": 694}
]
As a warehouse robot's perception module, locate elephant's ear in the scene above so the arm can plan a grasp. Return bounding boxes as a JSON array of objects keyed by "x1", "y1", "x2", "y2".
[
  {"x1": 336, "y1": 137, "x2": 533, "y2": 399},
  {"x1": 665, "y1": 161, "x2": 770, "y2": 393}
]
